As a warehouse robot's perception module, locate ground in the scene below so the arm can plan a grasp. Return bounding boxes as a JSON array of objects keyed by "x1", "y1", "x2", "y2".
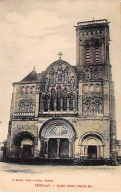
[{"x1": 0, "y1": 162, "x2": 121, "y2": 192}]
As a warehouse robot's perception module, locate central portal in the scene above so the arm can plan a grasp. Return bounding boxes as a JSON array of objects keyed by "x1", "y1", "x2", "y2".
[
  {"x1": 40, "y1": 118, "x2": 76, "y2": 159},
  {"x1": 48, "y1": 138, "x2": 69, "y2": 159}
]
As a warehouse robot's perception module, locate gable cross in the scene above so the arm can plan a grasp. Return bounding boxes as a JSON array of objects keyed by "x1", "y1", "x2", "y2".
[{"x1": 58, "y1": 52, "x2": 63, "y2": 60}]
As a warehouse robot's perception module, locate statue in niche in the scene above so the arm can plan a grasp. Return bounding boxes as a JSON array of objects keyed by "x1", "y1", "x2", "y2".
[
  {"x1": 49, "y1": 68, "x2": 55, "y2": 85},
  {"x1": 70, "y1": 76, "x2": 75, "y2": 90},
  {"x1": 93, "y1": 68, "x2": 101, "y2": 79},
  {"x1": 64, "y1": 68, "x2": 69, "y2": 84},
  {"x1": 57, "y1": 72, "x2": 62, "y2": 83},
  {"x1": 44, "y1": 78, "x2": 49, "y2": 92},
  {"x1": 58, "y1": 64, "x2": 63, "y2": 71}
]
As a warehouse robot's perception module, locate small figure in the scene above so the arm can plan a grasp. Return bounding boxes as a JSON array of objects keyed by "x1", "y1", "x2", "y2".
[
  {"x1": 44, "y1": 78, "x2": 48, "y2": 92},
  {"x1": 70, "y1": 76, "x2": 75, "y2": 90},
  {"x1": 49, "y1": 68, "x2": 55, "y2": 84},
  {"x1": 65, "y1": 71, "x2": 69, "y2": 84}
]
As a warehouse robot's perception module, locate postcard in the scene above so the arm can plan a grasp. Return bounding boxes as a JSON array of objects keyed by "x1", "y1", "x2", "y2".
[{"x1": 0, "y1": 0, "x2": 121, "y2": 192}]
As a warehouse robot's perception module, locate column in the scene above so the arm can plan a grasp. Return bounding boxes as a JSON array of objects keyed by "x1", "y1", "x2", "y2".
[
  {"x1": 37, "y1": 138, "x2": 41, "y2": 153},
  {"x1": 69, "y1": 140, "x2": 72, "y2": 158},
  {"x1": 40, "y1": 138, "x2": 44, "y2": 157},
  {"x1": 67, "y1": 98, "x2": 69, "y2": 111},
  {"x1": 72, "y1": 141, "x2": 75, "y2": 158},
  {"x1": 73, "y1": 99, "x2": 75, "y2": 113},
  {"x1": 45, "y1": 139, "x2": 49, "y2": 159},
  {"x1": 100, "y1": 146, "x2": 103, "y2": 158},
  {"x1": 54, "y1": 100, "x2": 56, "y2": 113},
  {"x1": 39, "y1": 93, "x2": 43, "y2": 113},
  {"x1": 84, "y1": 146, "x2": 88, "y2": 159},
  {"x1": 103, "y1": 81, "x2": 109, "y2": 117},
  {"x1": 48, "y1": 98, "x2": 50, "y2": 113},
  {"x1": 102, "y1": 146, "x2": 105, "y2": 158},
  {"x1": 99, "y1": 146, "x2": 101, "y2": 159},
  {"x1": 86, "y1": 146, "x2": 88, "y2": 159},
  {"x1": 35, "y1": 92, "x2": 39, "y2": 117},
  {"x1": 57, "y1": 139, "x2": 60, "y2": 159},
  {"x1": 97, "y1": 146, "x2": 99, "y2": 158},
  {"x1": 78, "y1": 81, "x2": 83, "y2": 116},
  {"x1": 33, "y1": 144, "x2": 39, "y2": 157},
  {"x1": 81, "y1": 145, "x2": 84, "y2": 158},
  {"x1": 32, "y1": 145, "x2": 35, "y2": 156}
]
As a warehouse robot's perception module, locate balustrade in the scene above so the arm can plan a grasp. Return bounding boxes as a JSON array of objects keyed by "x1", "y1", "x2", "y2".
[{"x1": 13, "y1": 112, "x2": 35, "y2": 117}]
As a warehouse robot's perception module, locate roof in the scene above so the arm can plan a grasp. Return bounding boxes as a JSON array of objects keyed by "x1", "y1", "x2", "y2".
[
  {"x1": 77, "y1": 19, "x2": 108, "y2": 27},
  {"x1": 21, "y1": 70, "x2": 38, "y2": 82}
]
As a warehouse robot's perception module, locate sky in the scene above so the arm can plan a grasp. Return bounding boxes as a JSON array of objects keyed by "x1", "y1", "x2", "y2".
[{"x1": 0, "y1": 0, "x2": 121, "y2": 142}]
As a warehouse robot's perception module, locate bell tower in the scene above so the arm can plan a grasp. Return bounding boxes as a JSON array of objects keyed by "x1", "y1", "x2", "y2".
[
  {"x1": 76, "y1": 19, "x2": 110, "y2": 66},
  {"x1": 76, "y1": 19, "x2": 117, "y2": 162}
]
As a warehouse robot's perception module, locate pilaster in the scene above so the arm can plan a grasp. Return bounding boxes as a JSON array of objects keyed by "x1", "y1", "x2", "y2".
[
  {"x1": 103, "y1": 80, "x2": 109, "y2": 117},
  {"x1": 78, "y1": 80, "x2": 83, "y2": 116}
]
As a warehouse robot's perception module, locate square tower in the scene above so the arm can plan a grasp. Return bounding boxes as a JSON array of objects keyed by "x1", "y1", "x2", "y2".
[{"x1": 76, "y1": 19, "x2": 117, "y2": 162}]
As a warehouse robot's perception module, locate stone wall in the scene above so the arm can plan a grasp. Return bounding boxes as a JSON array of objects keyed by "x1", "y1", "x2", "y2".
[{"x1": 7, "y1": 116, "x2": 110, "y2": 159}]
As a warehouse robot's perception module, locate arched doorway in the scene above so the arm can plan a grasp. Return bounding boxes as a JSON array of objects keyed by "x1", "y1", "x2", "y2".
[
  {"x1": 14, "y1": 132, "x2": 35, "y2": 158},
  {"x1": 39, "y1": 119, "x2": 76, "y2": 159},
  {"x1": 80, "y1": 132, "x2": 105, "y2": 159},
  {"x1": 48, "y1": 138, "x2": 69, "y2": 159}
]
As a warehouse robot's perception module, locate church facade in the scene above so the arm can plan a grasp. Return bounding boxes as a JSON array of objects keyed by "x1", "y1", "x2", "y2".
[{"x1": 6, "y1": 19, "x2": 117, "y2": 162}]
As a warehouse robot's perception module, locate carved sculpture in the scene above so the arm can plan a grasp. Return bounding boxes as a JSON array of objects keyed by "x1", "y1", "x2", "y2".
[{"x1": 70, "y1": 76, "x2": 75, "y2": 90}]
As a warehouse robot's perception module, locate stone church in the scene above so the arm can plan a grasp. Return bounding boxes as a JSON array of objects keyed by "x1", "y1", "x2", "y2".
[{"x1": 6, "y1": 19, "x2": 117, "y2": 162}]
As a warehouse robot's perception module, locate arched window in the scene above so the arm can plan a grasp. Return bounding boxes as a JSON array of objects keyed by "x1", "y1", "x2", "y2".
[
  {"x1": 44, "y1": 95, "x2": 49, "y2": 112},
  {"x1": 21, "y1": 86, "x2": 25, "y2": 94},
  {"x1": 63, "y1": 88, "x2": 68, "y2": 111},
  {"x1": 95, "y1": 83, "x2": 100, "y2": 92},
  {"x1": 85, "y1": 84, "x2": 88, "y2": 92},
  {"x1": 69, "y1": 94, "x2": 75, "y2": 110},
  {"x1": 85, "y1": 43, "x2": 90, "y2": 64},
  {"x1": 26, "y1": 86, "x2": 30, "y2": 94},
  {"x1": 20, "y1": 103, "x2": 25, "y2": 112},
  {"x1": 93, "y1": 68, "x2": 101, "y2": 80},
  {"x1": 57, "y1": 86, "x2": 61, "y2": 111},
  {"x1": 31, "y1": 86, "x2": 35, "y2": 93},
  {"x1": 83, "y1": 99, "x2": 91, "y2": 113},
  {"x1": 94, "y1": 99, "x2": 103, "y2": 113},
  {"x1": 91, "y1": 102, "x2": 95, "y2": 113},
  {"x1": 28, "y1": 102, "x2": 34, "y2": 112},
  {"x1": 51, "y1": 89, "x2": 56, "y2": 111},
  {"x1": 94, "y1": 40, "x2": 100, "y2": 63},
  {"x1": 94, "y1": 100, "x2": 100, "y2": 113},
  {"x1": 90, "y1": 84, "x2": 94, "y2": 92},
  {"x1": 85, "y1": 69, "x2": 91, "y2": 80}
]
